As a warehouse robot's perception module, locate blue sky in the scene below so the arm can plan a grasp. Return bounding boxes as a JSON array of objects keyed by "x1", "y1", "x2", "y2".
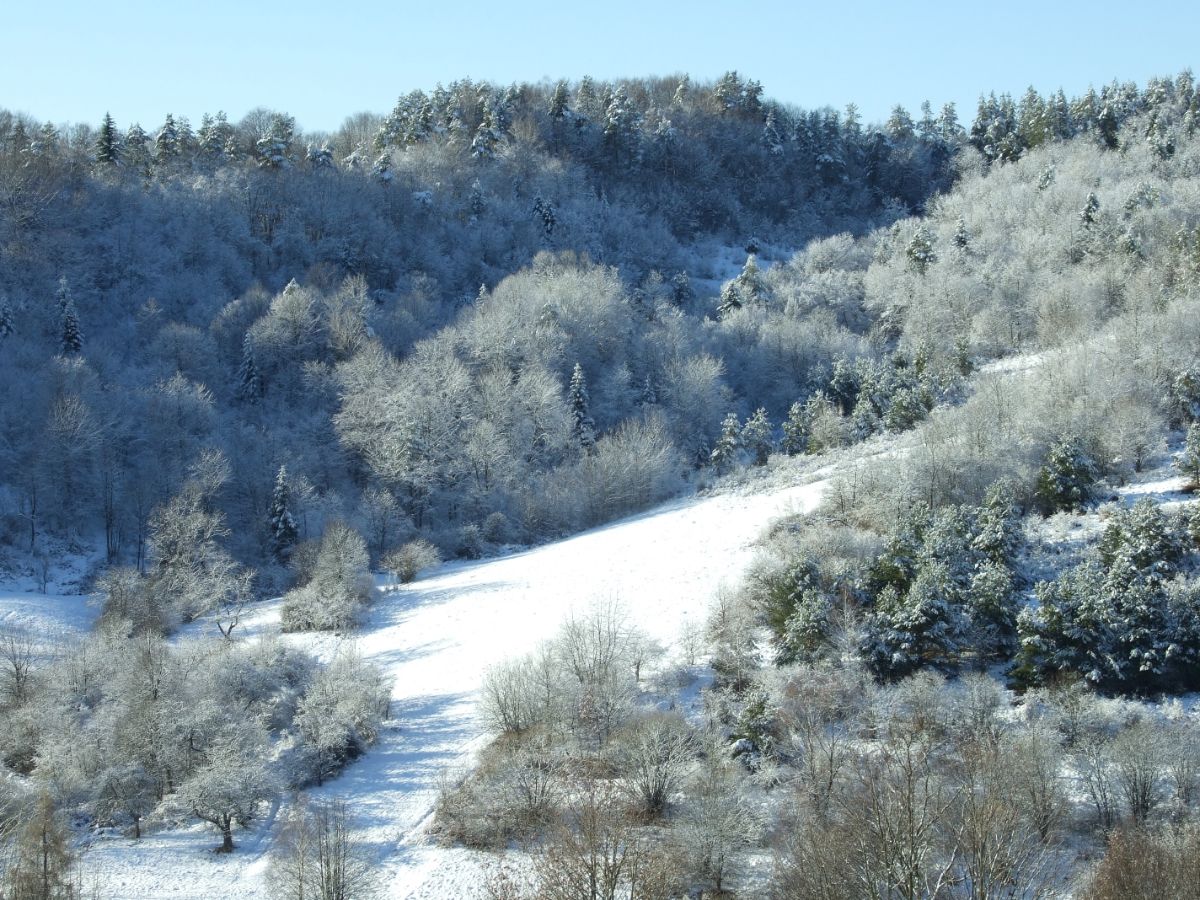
[{"x1": 4, "y1": 1, "x2": 1196, "y2": 134}]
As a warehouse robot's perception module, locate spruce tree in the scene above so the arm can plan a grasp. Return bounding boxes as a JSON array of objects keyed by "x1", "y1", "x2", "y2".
[
  {"x1": 740, "y1": 408, "x2": 772, "y2": 466},
  {"x1": 671, "y1": 271, "x2": 692, "y2": 307},
  {"x1": 95, "y1": 111, "x2": 120, "y2": 166},
  {"x1": 58, "y1": 280, "x2": 82, "y2": 354},
  {"x1": 906, "y1": 224, "x2": 937, "y2": 273},
  {"x1": 717, "y1": 281, "x2": 741, "y2": 319},
  {"x1": 154, "y1": 113, "x2": 180, "y2": 165},
  {"x1": 0, "y1": 294, "x2": 13, "y2": 338},
  {"x1": 780, "y1": 401, "x2": 809, "y2": 456},
  {"x1": 549, "y1": 81, "x2": 570, "y2": 121},
  {"x1": 269, "y1": 466, "x2": 299, "y2": 561},
  {"x1": 1178, "y1": 423, "x2": 1200, "y2": 490},
  {"x1": 1080, "y1": 192, "x2": 1100, "y2": 227},
  {"x1": 710, "y1": 413, "x2": 741, "y2": 471},
  {"x1": 236, "y1": 333, "x2": 262, "y2": 402},
  {"x1": 735, "y1": 254, "x2": 765, "y2": 305},
  {"x1": 568, "y1": 363, "x2": 596, "y2": 451},
  {"x1": 953, "y1": 215, "x2": 970, "y2": 251}
]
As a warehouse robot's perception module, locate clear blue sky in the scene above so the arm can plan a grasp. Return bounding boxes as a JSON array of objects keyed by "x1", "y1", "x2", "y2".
[{"x1": 4, "y1": 0, "x2": 1196, "y2": 134}]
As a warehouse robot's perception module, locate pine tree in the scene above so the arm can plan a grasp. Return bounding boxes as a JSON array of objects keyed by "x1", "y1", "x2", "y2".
[
  {"x1": 1080, "y1": 192, "x2": 1101, "y2": 227},
  {"x1": 372, "y1": 153, "x2": 393, "y2": 183},
  {"x1": 735, "y1": 254, "x2": 765, "y2": 305},
  {"x1": 236, "y1": 333, "x2": 262, "y2": 402},
  {"x1": 124, "y1": 122, "x2": 151, "y2": 176},
  {"x1": 710, "y1": 413, "x2": 740, "y2": 471},
  {"x1": 906, "y1": 224, "x2": 937, "y2": 274},
  {"x1": 59, "y1": 289, "x2": 82, "y2": 355},
  {"x1": 740, "y1": 408, "x2": 772, "y2": 466},
  {"x1": 154, "y1": 113, "x2": 180, "y2": 165},
  {"x1": 549, "y1": 81, "x2": 570, "y2": 121},
  {"x1": 1177, "y1": 423, "x2": 1200, "y2": 490},
  {"x1": 568, "y1": 363, "x2": 596, "y2": 451},
  {"x1": 717, "y1": 281, "x2": 741, "y2": 319},
  {"x1": 269, "y1": 466, "x2": 299, "y2": 561},
  {"x1": 671, "y1": 271, "x2": 693, "y2": 307},
  {"x1": 780, "y1": 401, "x2": 809, "y2": 456},
  {"x1": 953, "y1": 215, "x2": 970, "y2": 251},
  {"x1": 95, "y1": 111, "x2": 120, "y2": 166},
  {"x1": 0, "y1": 294, "x2": 14, "y2": 338},
  {"x1": 1035, "y1": 435, "x2": 1099, "y2": 514}
]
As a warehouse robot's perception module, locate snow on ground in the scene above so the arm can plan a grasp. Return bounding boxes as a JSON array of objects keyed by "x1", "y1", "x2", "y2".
[{"x1": 78, "y1": 468, "x2": 828, "y2": 899}]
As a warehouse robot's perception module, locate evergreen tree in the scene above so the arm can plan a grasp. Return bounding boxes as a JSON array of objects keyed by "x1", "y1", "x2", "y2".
[
  {"x1": 740, "y1": 408, "x2": 772, "y2": 466},
  {"x1": 1177, "y1": 423, "x2": 1200, "y2": 489},
  {"x1": 1096, "y1": 104, "x2": 1120, "y2": 149},
  {"x1": 372, "y1": 153, "x2": 393, "y2": 183},
  {"x1": 236, "y1": 333, "x2": 262, "y2": 402},
  {"x1": 269, "y1": 465, "x2": 299, "y2": 561},
  {"x1": 256, "y1": 114, "x2": 296, "y2": 169},
  {"x1": 953, "y1": 215, "x2": 970, "y2": 251},
  {"x1": 0, "y1": 294, "x2": 14, "y2": 338},
  {"x1": 549, "y1": 81, "x2": 570, "y2": 121},
  {"x1": 154, "y1": 113, "x2": 180, "y2": 164},
  {"x1": 671, "y1": 271, "x2": 693, "y2": 307},
  {"x1": 780, "y1": 401, "x2": 809, "y2": 456},
  {"x1": 95, "y1": 111, "x2": 120, "y2": 166},
  {"x1": 59, "y1": 292, "x2": 82, "y2": 355},
  {"x1": 862, "y1": 561, "x2": 968, "y2": 679},
  {"x1": 1035, "y1": 435, "x2": 1100, "y2": 514},
  {"x1": 1080, "y1": 192, "x2": 1101, "y2": 227},
  {"x1": 906, "y1": 224, "x2": 937, "y2": 274},
  {"x1": 710, "y1": 413, "x2": 740, "y2": 471},
  {"x1": 568, "y1": 363, "x2": 596, "y2": 451},
  {"x1": 123, "y1": 122, "x2": 151, "y2": 175},
  {"x1": 735, "y1": 254, "x2": 765, "y2": 305},
  {"x1": 717, "y1": 281, "x2": 741, "y2": 319}
]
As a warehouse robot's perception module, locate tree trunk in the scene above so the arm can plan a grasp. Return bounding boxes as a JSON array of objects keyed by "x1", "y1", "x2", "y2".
[{"x1": 220, "y1": 815, "x2": 234, "y2": 852}]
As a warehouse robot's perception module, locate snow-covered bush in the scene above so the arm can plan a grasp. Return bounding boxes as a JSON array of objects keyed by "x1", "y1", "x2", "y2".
[
  {"x1": 281, "y1": 522, "x2": 375, "y2": 631},
  {"x1": 382, "y1": 539, "x2": 441, "y2": 585}
]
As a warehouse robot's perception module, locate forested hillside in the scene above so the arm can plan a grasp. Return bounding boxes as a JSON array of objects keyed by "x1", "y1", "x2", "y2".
[{"x1": 2, "y1": 70, "x2": 1200, "y2": 898}]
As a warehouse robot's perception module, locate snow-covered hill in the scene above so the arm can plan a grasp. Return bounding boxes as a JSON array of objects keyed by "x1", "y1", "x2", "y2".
[{"x1": 79, "y1": 468, "x2": 827, "y2": 899}]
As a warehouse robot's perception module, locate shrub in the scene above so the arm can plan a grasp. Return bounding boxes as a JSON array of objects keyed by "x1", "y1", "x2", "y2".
[{"x1": 382, "y1": 539, "x2": 442, "y2": 585}]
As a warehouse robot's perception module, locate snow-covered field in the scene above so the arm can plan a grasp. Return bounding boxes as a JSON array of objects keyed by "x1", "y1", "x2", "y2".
[{"x1": 67, "y1": 467, "x2": 827, "y2": 899}]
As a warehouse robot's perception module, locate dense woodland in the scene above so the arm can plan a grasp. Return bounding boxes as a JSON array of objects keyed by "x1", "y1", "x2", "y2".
[{"x1": 2, "y1": 70, "x2": 1200, "y2": 897}]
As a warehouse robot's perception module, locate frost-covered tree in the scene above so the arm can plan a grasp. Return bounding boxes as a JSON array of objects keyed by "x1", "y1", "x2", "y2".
[
  {"x1": 59, "y1": 294, "x2": 83, "y2": 355},
  {"x1": 1178, "y1": 423, "x2": 1200, "y2": 489},
  {"x1": 281, "y1": 522, "x2": 375, "y2": 631},
  {"x1": 123, "y1": 121, "x2": 150, "y2": 174},
  {"x1": 1035, "y1": 435, "x2": 1100, "y2": 514},
  {"x1": 180, "y1": 722, "x2": 277, "y2": 852},
  {"x1": 906, "y1": 223, "x2": 937, "y2": 274},
  {"x1": 709, "y1": 413, "x2": 740, "y2": 471},
  {"x1": 735, "y1": 254, "x2": 765, "y2": 305},
  {"x1": 568, "y1": 363, "x2": 596, "y2": 452},
  {"x1": 780, "y1": 401, "x2": 809, "y2": 456},
  {"x1": 953, "y1": 215, "x2": 970, "y2": 251},
  {"x1": 740, "y1": 407, "x2": 772, "y2": 466},
  {"x1": 1080, "y1": 192, "x2": 1101, "y2": 227},
  {"x1": 269, "y1": 465, "x2": 298, "y2": 561},
  {"x1": 94, "y1": 111, "x2": 120, "y2": 166},
  {"x1": 154, "y1": 113, "x2": 180, "y2": 164},
  {"x1": 863, "y1": 562, "x2": 969, "y2": 679},
  {"x1": 717, "y1": 281, "x2": 741, "y2": 319},
  {"x1": 235, "y1": 332, "x2": 261, "y2": 402}
]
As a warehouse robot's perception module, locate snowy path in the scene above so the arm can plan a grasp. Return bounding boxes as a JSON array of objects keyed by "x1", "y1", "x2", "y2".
[{"x1": 82, "y1": 472, "x2": 827, "y2": 898}]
